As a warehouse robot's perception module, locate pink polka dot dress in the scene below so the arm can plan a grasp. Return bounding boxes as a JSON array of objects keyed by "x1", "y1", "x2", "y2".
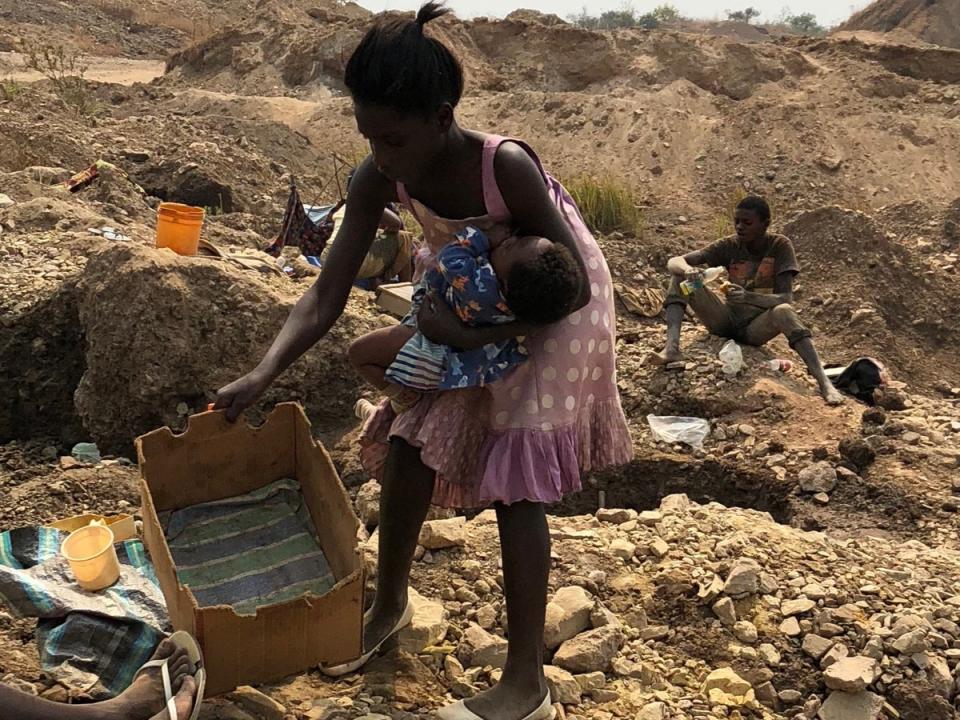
[{"x1": 359, "y1": 135, "x2": 633, "y2": 508}]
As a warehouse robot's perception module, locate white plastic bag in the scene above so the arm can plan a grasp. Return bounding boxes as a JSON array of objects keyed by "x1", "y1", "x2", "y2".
[
  {"x1": 719, "y1": 339, "x2": 743, "y2": 376},
  {"x1": 647, "y1": 415, "x2": 711, "y2": 450}
]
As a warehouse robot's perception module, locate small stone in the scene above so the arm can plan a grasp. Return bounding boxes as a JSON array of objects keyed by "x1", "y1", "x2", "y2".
[
  {"x1": 891, "y1": 627, "x2": 928, "y2": 655},
  {"x1": 798, "y1": 462, "x2": 837, "y2": 493},
  {"x1": 702, "y1": 667, "x2": 755, "y2": 706},
  {"x1": 419, "y1": 517, "x2": 466, "y2": 550},
  {"x1": 596, "y1": 508, "x2": 635, "y2": 524},
  {"x1": 648, "y1": 538, "x2": 670, "y2": 558},
  {"x1": 926, "y1": 655, "x2": 953, "y2": 698},
  {"x1": 659, "y1": 493, "x2": 691, "y2": 512},
  {"x1": 636, "y1": 701, "x2": 667, "y2": 720},
  {"x1": 779, "y1": 617, "x2": 802, "y2": 637},
  {"x1": 544, "y1": 586, "x2": 594, "y2": 649},
  {"x1": 782, "y1": 599, "x2": 816, "y2": 617},
  {"x1": 779, "y1": 689, "x2": 802, "y2": 704},
  {"x1": 39, "y1": 685, "x2": 69, "y2": 702},
  {"x1": 839, "y1": 437, "x2": 876, "y2": 470},
  {"x1": 724, "y1": 558, "x2": 760, "y2": 596},
  {"x1": 801, "y1": 634, "x2": 833, "y2": 660},
  {"x1": 553, "y1": 625, "x2": 624, "y2": 674},
  {"x1": 573, "y1": 671, "x2": 606, "y2": 693},
  {"x1": 813, "y1": 492, "x2": 831, "y2": 505},
  {"x1": 758, "y1": 643, "x2": 781, "y2": 666},
  {"x1": 755, "y1": 681, "x2": 777, "y2": 706},
  {"x1": 739, "y1": 424, "x2": 755, "y2": 436},
  {"x1": 458, "y1": 623, "x2": 508, "y2": 669},
  {"x1": 544, "y1": 665, "x2": 582, "y2": 704},
  {"x1": 355, "y1": 480, "x2": 381, "y2": 527},
  {"x1": 818, "y1": 690, "x2": 884, "y2": 720},
  {"x1": 0, "y1": 194, "x2": 14, "y2": 208},
  {"x1": 824, "y1": 656, "x2": 880, "y2": 692},
  {"x1": 397, "y1": 589, "x2": 447, "y2": 653},
  {"x1": 733, "y1": 621, "x2": 758, "y2": 644},
  {"x1": 637, "y1": 510, "x2": 663, "y2": 526},
  {"x1": 610, "y1": 538, "x2": 636, "y2": 561},
  {"x1": 229, "y1": 686, "x2": 286, "y2": 720},
  {"x1": 713, "y1": 597, "x2": 737, "y2": 626},
  {"x1": 640, "y1": 625, "x2": 669, "y2": 641}
]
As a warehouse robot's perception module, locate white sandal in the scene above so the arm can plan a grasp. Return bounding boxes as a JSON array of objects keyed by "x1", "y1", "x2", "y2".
[
  {"x1": 134, "y1": 631, "x2": 206, "y2": 720},
  {"x1": 437, "y1": 692, "x2": 555, "y2": 720},
  {"x1": 320, "y1": 602, "x2": 414, "y2": 677}
]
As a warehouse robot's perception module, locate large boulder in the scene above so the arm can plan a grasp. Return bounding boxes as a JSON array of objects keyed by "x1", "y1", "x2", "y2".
[{"x1": 75, "y1": 243, "x2": 379, "y2": 453}]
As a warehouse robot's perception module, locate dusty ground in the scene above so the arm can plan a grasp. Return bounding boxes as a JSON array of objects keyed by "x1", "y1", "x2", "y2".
[{"x1": 2, "y1": 2, "x2": 960, "y2": 719}]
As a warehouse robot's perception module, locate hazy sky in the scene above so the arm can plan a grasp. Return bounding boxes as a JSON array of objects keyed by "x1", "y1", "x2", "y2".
[{"x1": 355, "y1": 0, "x2": 867, "y2": 29}]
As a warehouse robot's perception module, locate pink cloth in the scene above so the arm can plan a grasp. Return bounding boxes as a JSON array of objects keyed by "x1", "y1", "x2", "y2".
[{"x1": 360, "y1": 135, "x2": 633, "y2": 508}]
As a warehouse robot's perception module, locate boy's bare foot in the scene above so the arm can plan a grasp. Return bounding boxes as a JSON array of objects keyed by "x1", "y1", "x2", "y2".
[
  {"x1": 101, "y1": 639, "x2": 193, "y2": 720},
  {"x1": 822, "y1": 386, "x2": 845, "y2": 406},
  {"x1": 149, "y1": 676, "x2": 196, "y2": 720},
  {"x1": 647, "y1": 348, "x2": 682, "y2": 366}
]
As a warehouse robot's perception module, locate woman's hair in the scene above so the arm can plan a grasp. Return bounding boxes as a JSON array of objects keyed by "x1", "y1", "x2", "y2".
[
  {"x1": 505, "y1": 244, "x2": 584, "y2": 325},
  {"x1": 736, "y1": 195, "x2": 771, "y2": 223},
  {"x1": 344, "y1": 2, "x2": 464, "y2": 117}
]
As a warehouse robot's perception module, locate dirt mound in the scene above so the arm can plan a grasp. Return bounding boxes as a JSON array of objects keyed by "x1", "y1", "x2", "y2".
[
  {"x1": 74, "y1": 242, "x2": 383, "y2": 453},
  {"x1": 165, "y1": 12, "x2": 815, "y2": 101},
  {"x1": 836, "y1": 0, "x2": 960, "y2": 49}
]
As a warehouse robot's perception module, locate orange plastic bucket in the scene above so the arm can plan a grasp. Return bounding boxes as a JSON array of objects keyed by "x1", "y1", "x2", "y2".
[{"x1": 156, "y1": 202, "x2": 205, "y2": 256}]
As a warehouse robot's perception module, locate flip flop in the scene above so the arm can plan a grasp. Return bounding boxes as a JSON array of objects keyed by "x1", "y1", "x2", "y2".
[
  {"x1": 436, "y1": 692, "x2": 555, "y2": 720},
  {"x1": 320, "y1": 601, "x2": 414, "y2": 677},
  {"x1": 136, "y1": 630, "x2": 205, "y2": 720}
]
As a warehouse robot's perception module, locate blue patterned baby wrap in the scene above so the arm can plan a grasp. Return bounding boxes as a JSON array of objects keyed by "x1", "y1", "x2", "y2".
[{"x1": 385, "y1": 226, "x2": 528, "y2": 390}]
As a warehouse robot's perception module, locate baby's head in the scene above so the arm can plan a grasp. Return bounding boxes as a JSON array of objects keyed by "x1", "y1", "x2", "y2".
[{"x1": 498, "y1": 236, "x2": 584, "y2": 325}]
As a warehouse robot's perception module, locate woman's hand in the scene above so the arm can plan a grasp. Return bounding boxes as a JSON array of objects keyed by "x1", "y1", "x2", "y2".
[
  {"x1": 214, "y1": 368, "x2": 273, "y2": 422},
  {"x1": 417, "y1": 292, "x2": 467, "y2": 346}
]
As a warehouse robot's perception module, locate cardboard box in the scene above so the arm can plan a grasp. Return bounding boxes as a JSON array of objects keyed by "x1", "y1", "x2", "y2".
[
  {"x1": 136, "y1": 403, "x2": 363, "y2": 696},
  {"x1": 376, "y1": 281, "x2": 415, "y2": 318}
]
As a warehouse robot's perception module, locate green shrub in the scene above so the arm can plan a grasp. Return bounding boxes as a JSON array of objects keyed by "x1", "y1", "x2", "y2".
[{"x1": 566, "y1": 175, "x2": 643, "y2": 236}]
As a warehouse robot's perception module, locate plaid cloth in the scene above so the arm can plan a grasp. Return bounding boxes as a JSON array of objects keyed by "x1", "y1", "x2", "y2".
[
  {"x1": 163, "y1": 479, "x2": 334, "y2": 616},
  {"x1": 0, "y1": 526, "x2": 169, "y2": 698},
  {"x1": 265, "y1": 179, "x2": 343, "y2": 258}
]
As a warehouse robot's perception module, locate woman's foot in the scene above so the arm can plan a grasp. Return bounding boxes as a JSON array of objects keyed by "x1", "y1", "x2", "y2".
[
  {"x1": 148, "y1": 676, "x2": 196, "y2": 720},
  {"x1": 821, "y1": 384, "x2": 845, "y2": 406},
  {"x1": 647, "y1": 347, "x2": 682, "y2": 366},
  {"x1": 362, "y1": 602, "x2": 409, "y2": 654},
  {"x1": 100, "y1": 640, "x2": 194, "y2": 720},
  {"x1": 463, "y1": 677, "x2": 549, "y2": 720}
]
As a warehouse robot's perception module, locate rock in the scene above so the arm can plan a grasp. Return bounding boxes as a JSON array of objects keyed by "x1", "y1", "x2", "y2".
[
  {"x1": 553, "y1": 626, "x2": 624, "y2": 674},
  {"x1": 820, "y1": 643, "x2": 849, "y2": 669},
  {"x1": 75, "y1": 244, "x2": 378, "y2": 452},
  {"x1": 659, "y1": 493, "x2": 691, "y2": 512},
  {"x1": 823, "y1": 656, "x2": 880, "y2": 692},
  {"x1": 839, "y1": 438, "x2": 875, "y2": 470},
  {"x1": 782, "y1": 598, "x2": 816, "y2": 617},
  {"x1": 733, "y1": 621, "x2": 758, "y2": 644},
  {"x1": 27, "y1": 166, "x2": 71, "y2": 184},
  {"x1": 589, "y1": 603, "x2": 620, "y2": 630},
  {"x1": 228, "y1": 686, "x2": 286, "y2": 720},
  {"x1": 798, "y1": 462, "x2": 837, "y2": 493},
  {"x1": 758, "y1": 643, "x2": 781, "y2": 666},
  {"x1": 397, "y1": 589, "x2": 447, "y2": 653},
  {"x1": 818, "y1": 690, "x2": 884, "y2": 720},
  {"x1": 419, "y1": 517, "x2": 466, "y2": 550},
  {"x1": 724, "y1": 558, "x2": 761, "y2": 596},
  {"x1": 120, "y1": 148, "x2": 152, "y2": 163},
  {"x1": 892, "y1": 627, "x2": 928, "y2": 655},
  {"x1": 712, "y1": 596, "x2": 737, "y2": 625},
  {"x1": 544, "y1": 665, "x2": 581, "y2": 704},
  {"x1": 458, "y1": 624, "x2": 508, "y2": 669},
  {"x1": 355, "y1": 480, "x2": 381, "y2": 526},
  {"x1": 610, "y1": 538, "x2": 636, "y2": 560},
  {"x1": 637, "y1": 510, "x2": 662, "y2": 525},
  {"x1": 596, "y1": 508, "x2": 635, "y2": 524},
  {"x1": 755, "y1": 681, "x2": 777, "y2": 706},
  {"x1": 0, "y1": 194, "x2": 14, "y2": 208},
  {"x1": 779, "y1": 689, "x2": 802, "y2": 704},
  {"x1": 780, "y1": 617, "x2": 802, "y2": 636},
  {"x1": 647, "y1": 538, "x2": 670, "y2": 558},
  {"x1": 926, "y1": 655, "x2": 953, "y2": 698},
  {"x1": 636, "y1": 701, "x2": 667, "y2": 720},
  {"x1": 862, "y1": 407, "x2": 886, "y2": 425},
  {"x1": 875, "y1": 387, "x2": 907, "y2": 411},
  {"x1": 574, "y1": 671, "x2": 606, "y2": 693},
  {"x1": 544, "y1": 586, "x2": 594, "y2": 649},
  {"x1": 71, "y1": 442, "x2": 101, "y2": 463},
  {"x1": 802, "y1": 634, "x2": 833, "y2": 660},
  {"x1": 702, "y1": 667, "x2": 755, "y2": 707}
]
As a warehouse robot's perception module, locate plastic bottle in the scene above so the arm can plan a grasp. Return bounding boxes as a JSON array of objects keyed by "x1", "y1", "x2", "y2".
[
  {"x1": 719, "y1": 340, "x2": 743, "y2": 376},
  {"x1": 681, "y1": 266, "x2": 726, "y2": 295}
]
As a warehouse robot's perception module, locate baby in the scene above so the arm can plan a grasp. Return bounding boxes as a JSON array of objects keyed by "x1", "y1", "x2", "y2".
[{"x1": 348, "y1": 226, "x2": 583, "y2": 413}]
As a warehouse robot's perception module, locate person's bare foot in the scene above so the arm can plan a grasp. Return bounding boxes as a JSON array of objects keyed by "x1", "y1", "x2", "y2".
[
  {"x1": 463, "y1": 677, "x2": 549, "y2": 720},
  {"x1": 822, "y1": 385, "x2": 845, "y2": 406},
  {"x1": 647, "y1": 348, "x2": 682, "y2": 366},
  {"x1": 148, "y1": 675, "x2": 196, "y2": 720},
  {"x1": 362, "y1": 603, "x2": 407, "y2": 654},
  {"x1": 101, "y1": 639, "x2": 193, "y2": 720}
]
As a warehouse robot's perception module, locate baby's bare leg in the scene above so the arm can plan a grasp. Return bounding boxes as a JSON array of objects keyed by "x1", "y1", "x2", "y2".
[{"x1": 348, "y1": 325, "x2": 416, "y2": 390}]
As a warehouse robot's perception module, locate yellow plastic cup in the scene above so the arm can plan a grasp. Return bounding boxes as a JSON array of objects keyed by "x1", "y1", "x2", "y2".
[
  {"x1": 61, "y1": 523, "x2": 120, "y2": 591},
  {"x1": 156, "y1": 202, "x2": 205, "y2": 256}
]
